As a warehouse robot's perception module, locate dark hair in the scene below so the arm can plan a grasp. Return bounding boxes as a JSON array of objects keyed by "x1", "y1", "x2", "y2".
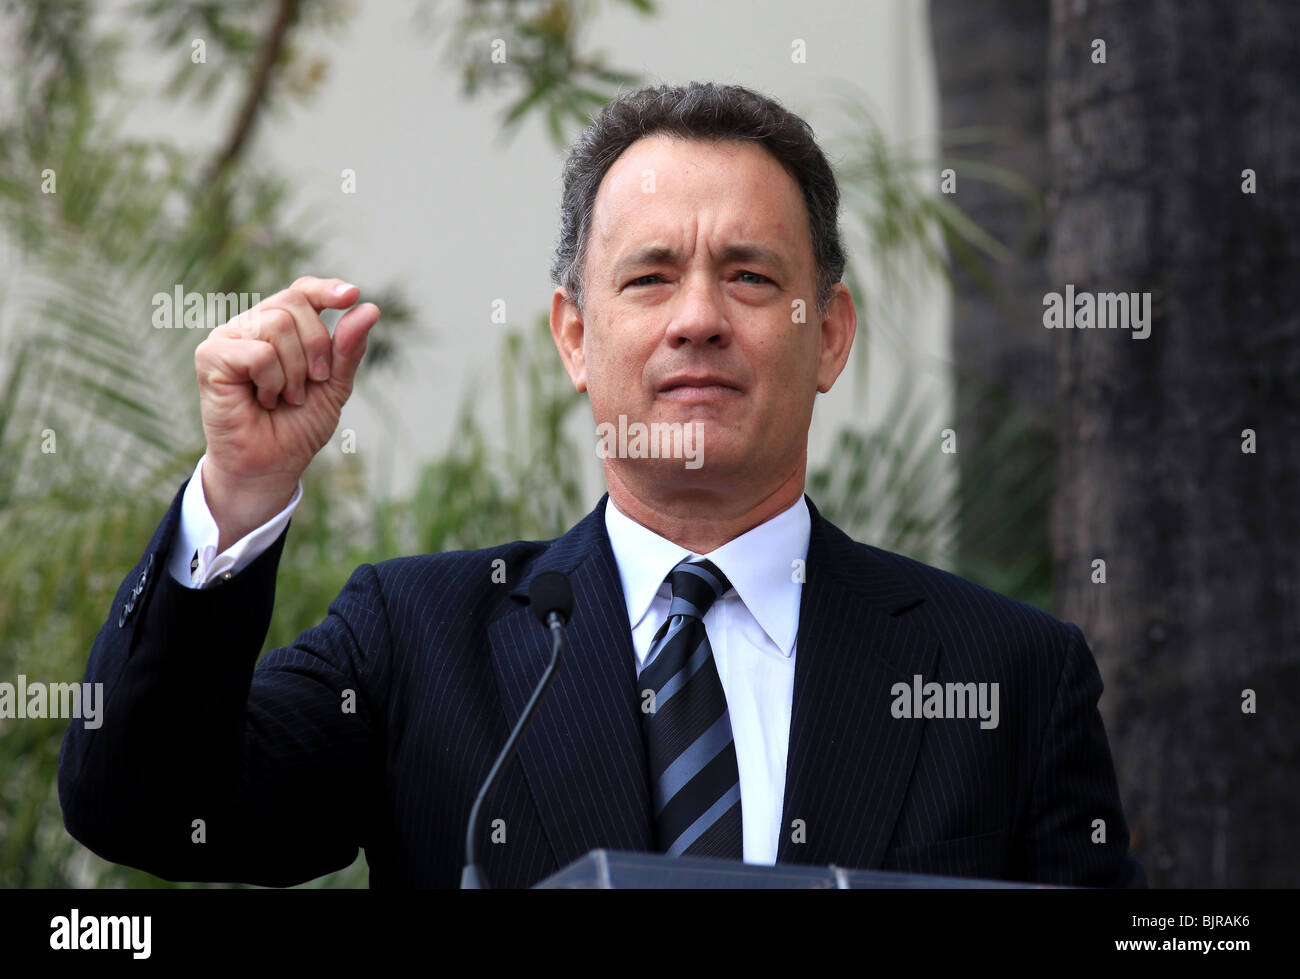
[{"x1": 550, "y1": 81, "x2": 846, "y2": 314}]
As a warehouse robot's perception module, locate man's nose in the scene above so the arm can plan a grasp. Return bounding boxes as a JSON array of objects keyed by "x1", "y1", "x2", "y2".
[{"x1": 665, "y1": 273, "x2": 731, "y2": 347}]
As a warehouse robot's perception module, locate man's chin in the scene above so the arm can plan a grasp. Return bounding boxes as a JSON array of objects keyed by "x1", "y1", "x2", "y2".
[{"x1": 593, "y1": 413, "x2": 729, "y2": 469}]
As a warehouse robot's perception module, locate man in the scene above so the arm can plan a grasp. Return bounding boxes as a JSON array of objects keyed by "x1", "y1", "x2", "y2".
[{"x1": 59, "y1": 82, "x2": 1144, "y2": 888}]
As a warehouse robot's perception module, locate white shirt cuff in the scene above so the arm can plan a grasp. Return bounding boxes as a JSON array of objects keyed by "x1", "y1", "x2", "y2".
[{"x1": 167, "y1": 453, "x2": 303, "y2": 589}]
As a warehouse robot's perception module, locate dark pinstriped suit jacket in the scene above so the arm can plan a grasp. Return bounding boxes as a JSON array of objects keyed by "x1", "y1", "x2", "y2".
[{"x1": 59, "y1": 482, "x2": 1145, "y2": 888}]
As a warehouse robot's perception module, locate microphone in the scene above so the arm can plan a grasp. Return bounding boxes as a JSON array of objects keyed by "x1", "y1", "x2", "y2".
[{"x1": 461, "y1": 571, "x2": 574, "y2": 889}]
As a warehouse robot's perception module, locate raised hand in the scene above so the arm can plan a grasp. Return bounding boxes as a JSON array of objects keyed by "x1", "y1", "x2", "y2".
[{"x1": 193, "y1": 276, "x2": 381, "y2": 550}]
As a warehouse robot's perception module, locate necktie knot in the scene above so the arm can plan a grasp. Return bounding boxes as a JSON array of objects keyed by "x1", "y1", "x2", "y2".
[{"x1": 665, "y1": 558, "x2": 732, "y2": 622}]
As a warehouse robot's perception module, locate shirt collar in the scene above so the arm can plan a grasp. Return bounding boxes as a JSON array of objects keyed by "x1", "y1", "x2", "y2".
[{"x1": 604, "y1": 494, "x2": 811, "y2": 659}]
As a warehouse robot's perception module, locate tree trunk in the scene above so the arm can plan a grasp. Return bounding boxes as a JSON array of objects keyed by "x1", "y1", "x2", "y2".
[
  {"x1": 1048, "y1": 0, "x2": 1300, "y2": 886},
  {"x1": 931, "y1": 0, "x2": 1055, "y2": 610}
]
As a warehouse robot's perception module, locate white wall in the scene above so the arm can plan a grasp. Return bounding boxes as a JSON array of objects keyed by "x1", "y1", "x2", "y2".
[{"x1": 111, "y1": 0, "x2": 951, "y2": 513}]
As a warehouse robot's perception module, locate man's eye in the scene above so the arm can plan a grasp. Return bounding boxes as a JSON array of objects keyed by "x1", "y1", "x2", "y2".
[{"x1": 626, "y1": 272, "x2": 772, "y2": 288}]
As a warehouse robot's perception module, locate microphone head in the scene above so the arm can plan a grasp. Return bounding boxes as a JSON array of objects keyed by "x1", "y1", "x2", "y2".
[{"x1": 529, "y1": 571, "x2": 574, "y2": 627}]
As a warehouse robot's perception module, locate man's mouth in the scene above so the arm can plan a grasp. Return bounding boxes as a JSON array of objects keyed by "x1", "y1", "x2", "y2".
[{"x1": 656, "y1": 374, "x2": 743, "y2": 402}]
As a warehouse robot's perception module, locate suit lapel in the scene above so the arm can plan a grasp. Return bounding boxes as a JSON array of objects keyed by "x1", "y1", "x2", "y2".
[
  {"x1": 486, "y1": 495, "x2": 654, "y2": 870},
  {"x1": 776, "y1": 496, "x2": 940, "y2": 869},
  {"x1": 486, "y1": 493, "x2": 939, "y2": 874}
]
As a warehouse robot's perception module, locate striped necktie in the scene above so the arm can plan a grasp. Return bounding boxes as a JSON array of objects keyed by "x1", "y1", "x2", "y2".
[{"x1": 639, "y1": 558, "x2": 743, "y2": 859}]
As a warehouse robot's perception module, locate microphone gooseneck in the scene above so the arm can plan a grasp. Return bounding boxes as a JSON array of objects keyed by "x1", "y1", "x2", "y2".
[{"x1": 461, "y1": 571, "x2": 574, "y2": 889}]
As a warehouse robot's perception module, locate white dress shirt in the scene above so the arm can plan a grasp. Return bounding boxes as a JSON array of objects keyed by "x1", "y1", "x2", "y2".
[
  {"x1": 604, "y1": 496, "x2": 807, "y2": 865},
  {"x1": 169, "y1": 456, "x2": 809, "y2": 864}
]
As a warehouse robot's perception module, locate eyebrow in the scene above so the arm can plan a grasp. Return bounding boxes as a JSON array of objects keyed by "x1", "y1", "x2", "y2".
[{"x1": 609, "y1": 242, "x2": 791, "y2": 284}]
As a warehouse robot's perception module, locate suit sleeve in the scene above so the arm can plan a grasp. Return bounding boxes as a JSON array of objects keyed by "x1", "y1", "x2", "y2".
[
  {"x1": 1012, "y1": 623, "x2": 1146, "y2": 888},
  {"x1": 58, "y1": 480, "x2": 389, "y2": 887}
]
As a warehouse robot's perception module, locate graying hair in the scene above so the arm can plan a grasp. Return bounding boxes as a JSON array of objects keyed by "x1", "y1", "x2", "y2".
[{"x1": 550, "y1": 81, "x2": 846, "y2": 314}]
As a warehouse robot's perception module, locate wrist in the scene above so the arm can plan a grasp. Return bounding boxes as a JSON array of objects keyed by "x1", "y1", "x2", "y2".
[{"x1": 200, "y1": 460, "x2": 299, "y2": 553}]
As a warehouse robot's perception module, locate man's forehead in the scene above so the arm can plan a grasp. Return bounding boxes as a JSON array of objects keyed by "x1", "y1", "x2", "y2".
[
  {"x1": 589, "y1": 136, "x2": 807, "y2": 261},
  {"x1": 595, "y1": 135, "x2": 797, "y2": 211}
]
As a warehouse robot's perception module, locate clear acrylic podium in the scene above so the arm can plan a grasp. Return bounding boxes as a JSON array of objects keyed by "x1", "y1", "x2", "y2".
[{"x1": 534, "y1": 849, "x2": 1052, "y2": 888}]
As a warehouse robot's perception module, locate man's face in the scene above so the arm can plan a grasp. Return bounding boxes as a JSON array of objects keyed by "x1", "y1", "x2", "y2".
[{"x1": 552, "y1": 134, "x2": 854, "y2": 496}]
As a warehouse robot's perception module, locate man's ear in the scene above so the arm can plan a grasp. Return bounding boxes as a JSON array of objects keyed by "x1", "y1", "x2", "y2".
[
  {"x1": 816, "y1": 282, "x2": 857, "y2": 394},
  {"x1": 550, "y1": 286, "x2": 588, "y2": 393}
]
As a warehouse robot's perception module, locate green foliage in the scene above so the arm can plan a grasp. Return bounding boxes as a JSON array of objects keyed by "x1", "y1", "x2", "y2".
[
  {"x1": 808, "y1": 373, "x2": 1053, "y2": 611},
  {"x1": 0, "y1": 0, "x2": 645, "y2": 890},
  {"x1": 1, "y1": 0, "x2": 1044, "y2": 888},
  {"x1": 433, "y1": 0, "x2": 657, "y2": 148}
]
